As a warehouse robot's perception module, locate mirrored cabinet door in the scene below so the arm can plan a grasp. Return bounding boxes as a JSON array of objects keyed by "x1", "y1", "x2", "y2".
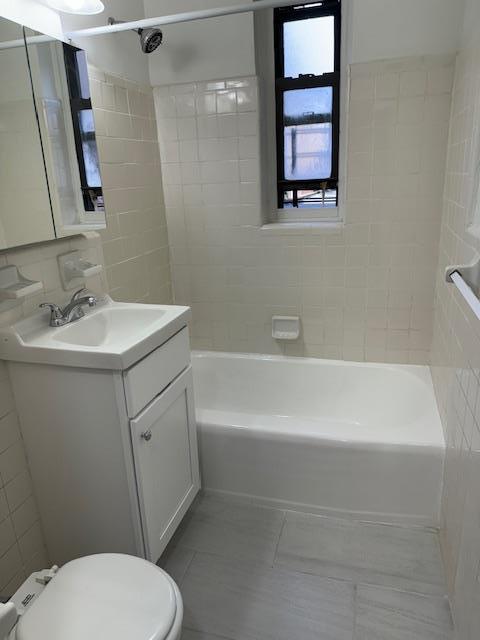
[
  {"x1": 25, "y1": 30, "x2": 106, "y2": 236},
  {"x1": 0, "y1": 18, "x2": 56, "y2": 249}
]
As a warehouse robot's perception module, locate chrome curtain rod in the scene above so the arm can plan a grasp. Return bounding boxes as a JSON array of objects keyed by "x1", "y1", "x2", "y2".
[{"x1": 0, "y1": 0, "x2": 299, "y2": 50}]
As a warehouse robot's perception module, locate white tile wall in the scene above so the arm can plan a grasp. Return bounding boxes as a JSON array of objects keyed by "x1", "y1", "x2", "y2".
[
  {"x1": 430, "y1": 34, "x2": 480, "y2": 640},
  {"x1": 155, "y1": 55, "x2": 454, "y2": 362},
  {"x1": 0, "y1": 234, "x2": 106, "y2": 597},
  {"x1": 90, "y1": 67, "x2": 172, "y2": 305}
]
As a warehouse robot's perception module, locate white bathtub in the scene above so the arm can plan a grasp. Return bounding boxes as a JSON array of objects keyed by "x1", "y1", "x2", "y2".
[{"x1": 192, "y1": 351, "x2": 445, "y2": 527}]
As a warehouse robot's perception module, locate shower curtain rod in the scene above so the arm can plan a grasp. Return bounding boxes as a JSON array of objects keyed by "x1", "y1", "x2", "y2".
[{"x1": 0, "y1": 0, "x2": 299, "y2": 50}]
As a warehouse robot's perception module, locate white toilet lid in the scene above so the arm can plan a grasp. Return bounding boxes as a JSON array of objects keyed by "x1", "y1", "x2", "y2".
[{"x1": 16, "y1": 554, "x2": 178, "y2": 640}]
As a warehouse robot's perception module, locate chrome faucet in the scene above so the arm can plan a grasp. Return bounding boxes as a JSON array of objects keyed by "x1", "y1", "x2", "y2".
[{"x1": 40, "y1": 288, "x2": 98, "y2": 327}]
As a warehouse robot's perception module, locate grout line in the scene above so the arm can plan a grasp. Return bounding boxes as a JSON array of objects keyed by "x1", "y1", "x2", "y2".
[
  {"x1": 178, "y1": 548, "x2": 196, "y2": 586},
  {"x1": 271, "y1": 510, "x2": 287, "y2": 567},
  {"x1": 352, "y1": 582, "x2": 358, "y2": 640}
]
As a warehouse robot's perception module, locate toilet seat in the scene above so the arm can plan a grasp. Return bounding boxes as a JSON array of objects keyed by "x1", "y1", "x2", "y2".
[{"x1": 14, "y1": 554, "x2": 182, "y2": 640}]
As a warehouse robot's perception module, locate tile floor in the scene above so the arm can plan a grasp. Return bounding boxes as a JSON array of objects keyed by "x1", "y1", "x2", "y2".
[{"x1": 159, "y1": 493, "x2": 454, "y2": 640}]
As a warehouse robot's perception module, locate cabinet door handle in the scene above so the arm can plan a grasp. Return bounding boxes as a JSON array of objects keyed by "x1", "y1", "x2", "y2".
[{"x1": 141, "y1": 429, "x2": 152, "y2": 442}]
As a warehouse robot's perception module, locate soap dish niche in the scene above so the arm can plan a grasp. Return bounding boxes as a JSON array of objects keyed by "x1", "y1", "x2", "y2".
[
  {"x1": 58, "y1": 250, "x2": 103, "y2": 290},
  {"x1": 272, "y1": 315, "x2": 301, "y2": 341},
  {"x1": 0, "y1": 265, "x2": 43, "y2": 305}
]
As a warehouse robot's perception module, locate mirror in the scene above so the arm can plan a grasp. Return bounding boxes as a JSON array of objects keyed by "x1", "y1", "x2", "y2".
[
  {"x1": 0, "y1": 18, "x2": 56, "y2": 249},
  {"x1": 468, "y1": 132, "x2": 480, "y2": 237},
  {"x1": 0, "y1": 19, "x2": 106, "y2": 251},
  {"x1": 25, "y1": 32, "x2": 106, "y2": 234}
]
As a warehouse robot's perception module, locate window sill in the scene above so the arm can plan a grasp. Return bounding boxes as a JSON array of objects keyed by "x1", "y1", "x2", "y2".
[{"x1": 260, "y1": 220, "x2": 344, "y2": 233}]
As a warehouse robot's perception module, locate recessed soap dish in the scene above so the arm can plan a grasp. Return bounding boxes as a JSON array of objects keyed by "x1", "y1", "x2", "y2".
[
  {"x1": 0, "y1": 265, "x2": 43, "y2": 302},
  {"x1": 272, "y1": 315, "x2": 301, "y2": 341},
  {"x1": 58, "y1": 250, "x2": 103, "y2": 290}
]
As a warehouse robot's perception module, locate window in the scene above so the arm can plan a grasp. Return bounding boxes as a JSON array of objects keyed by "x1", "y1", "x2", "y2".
[
  {"x1": 63, "y1": 43, "x2": 104, "y2": 212},
  {"x1": 274, "y1": 1, "x2": 341, "y2": 211}
]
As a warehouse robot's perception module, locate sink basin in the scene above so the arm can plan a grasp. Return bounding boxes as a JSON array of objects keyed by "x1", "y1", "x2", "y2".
[
  {"x1": 0, "y1": 297, "x2": 191, "y2": 370},
  {"x1": 53, "y1": 307, "x2": 166, "y2": 348}
]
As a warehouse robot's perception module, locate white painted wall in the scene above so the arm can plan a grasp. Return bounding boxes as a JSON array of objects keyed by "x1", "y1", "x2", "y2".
[
  {"x1": 350, "y1": 0, "x2": 464, "y2": 63},
  {"x1": 0, "y1": 0, "x2": 62, "y2": 38},
  {"x1": 145, "y1": 0, "x2": 464, "y2": 86},
  {"x1": 2, "y1": 0, "x2": 149, "y2": 83},
  {"x1": 3, "y1": 0, "x2": 464, "y2": 87},
  {"x1": 60, "y1": 0, "x2": 150, "y2": 84},
  {"x1": 145, "y1": 0, "x2": 255, "y2": 86}
]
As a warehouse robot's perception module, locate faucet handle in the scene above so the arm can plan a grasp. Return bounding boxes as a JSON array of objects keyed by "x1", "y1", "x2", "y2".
[
  {"x1": 39, "y1": 303, "x2": 63, "y2": 325},
  {"x1": 39, "y1": 302, "x2": 62, "y2": 317}
]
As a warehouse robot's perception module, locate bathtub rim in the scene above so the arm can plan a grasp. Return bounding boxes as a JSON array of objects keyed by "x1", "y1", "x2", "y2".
[
  {"x1": 192, "y1": 348, "x2": 434, "y2": 379},
  {"x1": 192, "y1": 349, "x2": 445, "y2": 450}
]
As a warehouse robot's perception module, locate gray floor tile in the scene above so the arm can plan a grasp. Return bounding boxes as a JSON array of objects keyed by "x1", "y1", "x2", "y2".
[
  {"x1": 355, "y1": 584, "x2": 453, "y2": 640},
  {"x1": 182, "y1": 552, "x2": 355, "y2": 640},
  {"x1": 275, "y1": 512, "x2": 446, "y2": 595},
  {"x1": 173, "y1": 494, "x2": 285, "y2": 564},
  {"x1": 158, "y1": 544, "x2": 195, "y2": 586}
]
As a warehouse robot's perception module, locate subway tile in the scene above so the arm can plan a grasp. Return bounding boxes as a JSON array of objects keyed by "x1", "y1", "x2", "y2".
[
  {"x1": 217, "y1": 115, "x2": 238, "y2": 138},
  {"x1": 375, "y1": 73, "x2": 400, "y2": 99},
  {"x1": 236, "y1": 86, "x2": 257, "y2": 113},
  {"x1": 238, "y1": 112, "x2": 258, "y2": 136},
  {"x1": 199, "y1": 138, "x2": 238, "y2": 162},
  {"x1": 177, "y1": 118, "x2": 197, "y2": 140},
  {"x1": 175, "y1": 94, "x2": 196, "y2": 117},
  {"x1": 399, "y1": 70, "x2": 427, "y2": 96},
  {"x1": 200, "y1": 161, "x2": 239, "y2": 184},
  {"x1": 195, "y1": 93, "x2": 216, "y2": 116},
  {"x1": 216, "y1": 91, "x2": 237, "y2": 114}
]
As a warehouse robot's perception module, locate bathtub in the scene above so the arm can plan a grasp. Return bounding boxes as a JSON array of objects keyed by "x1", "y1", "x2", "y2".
[{"x1": 192, "y1": 351, "x2": 445, "y2": 527}]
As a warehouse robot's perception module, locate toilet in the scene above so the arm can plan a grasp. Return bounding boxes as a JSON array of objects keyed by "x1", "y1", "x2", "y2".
[{"x1": 1, "y1": 554, "x2": 183, "y2": 640}]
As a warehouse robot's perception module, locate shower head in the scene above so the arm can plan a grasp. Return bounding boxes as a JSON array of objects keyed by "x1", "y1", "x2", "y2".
[
  {"x1": 137, "y1": 27, "x2": 163, "y2": 53},
  {"x1": 108, "y1": 17, "x2": 163, "y2": 54}
]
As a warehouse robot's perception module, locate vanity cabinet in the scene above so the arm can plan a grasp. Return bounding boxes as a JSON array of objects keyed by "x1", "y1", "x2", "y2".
[
  {"x1": 7, "y1": 324, "x2": 200, "y2": 566},
  {"x1": 131, "y1": 369, "x2": 197, "y2": 562}
]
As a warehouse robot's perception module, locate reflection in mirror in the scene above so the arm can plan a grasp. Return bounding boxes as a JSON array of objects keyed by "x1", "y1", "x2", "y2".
[
  {"x1": 0, "y1": 18, "x2": 56, "y2": 249},
  {"x1": 24, "y1": 31, "x2": 105, "y2": 234},
  {"x1": 469, "y1": 135, "x2": 480, "y2": 237}
]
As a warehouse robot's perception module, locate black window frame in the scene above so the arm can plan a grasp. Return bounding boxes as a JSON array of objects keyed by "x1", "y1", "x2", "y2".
[
  {"x1": 274, "y1": 0, "x2": 341, "y2": 210},
  {"x1": 63, "y1": 43, "x2": 103, "y2": 212}
]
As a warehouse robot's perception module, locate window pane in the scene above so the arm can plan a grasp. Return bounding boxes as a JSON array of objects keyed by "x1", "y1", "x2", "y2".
[
  {"x1": 283, "y1": 187, "x2": 337, "y2": 209},
  {"x1": 76, "y1": 50, "x2": 91, "y2": 99},
  {"x1": 283, "y1": 16, "x2": 334, "y2": 77},
  {"x1": 284, "y1": 87, "x2": 333, "y2": 180},
  {"x1": 78, "y1": 110, "x2": 101, "y2": 188}
]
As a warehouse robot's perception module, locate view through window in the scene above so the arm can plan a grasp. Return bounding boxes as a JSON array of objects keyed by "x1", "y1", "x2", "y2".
[{"x1": 274, "y1": 1, "x2": 341, "y2": 210}]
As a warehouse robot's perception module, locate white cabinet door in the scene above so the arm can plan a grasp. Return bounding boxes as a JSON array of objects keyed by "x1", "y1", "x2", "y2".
[{"x1": 130, "y1": 366, "x2": 200, "y2": 562}]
